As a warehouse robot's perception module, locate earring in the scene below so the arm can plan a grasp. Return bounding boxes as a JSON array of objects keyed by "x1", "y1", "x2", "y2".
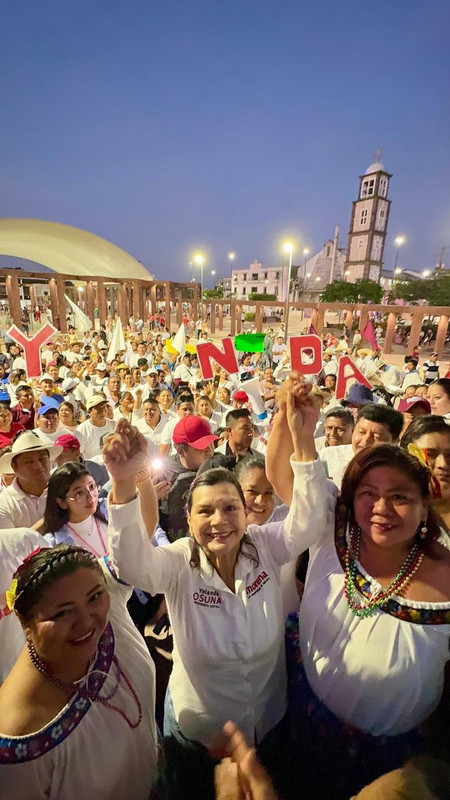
[{"x1": 420, "y1": 523, "x2": 428, "y2": 539}]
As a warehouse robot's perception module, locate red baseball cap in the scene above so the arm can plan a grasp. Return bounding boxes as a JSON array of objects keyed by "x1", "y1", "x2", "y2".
[
  {"x1": 54, "y1": 434, "x2": 81, "y2": 451},
  {"x1": 173, "y1": 416, "x2": 218, "y2": 450},
  {"x1": 397, "y1": 396, "x2": 431, "y2": 414},
  {"x1": 233, "y1": 390, "x2": 249, "y2": 402}
]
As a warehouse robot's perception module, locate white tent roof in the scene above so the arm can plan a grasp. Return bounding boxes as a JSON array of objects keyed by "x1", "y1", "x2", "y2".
[{"x1": 0, "y1": 218, "x2": 152, "y2": 280}]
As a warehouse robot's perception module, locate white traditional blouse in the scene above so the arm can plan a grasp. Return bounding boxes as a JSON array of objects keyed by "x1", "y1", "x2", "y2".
[
  {"x1": 0, "y1": 557, "x2": 159, "y2": 800},
  {"x1": 296, "y1": 464, "x2": 450, "y2": 736}
]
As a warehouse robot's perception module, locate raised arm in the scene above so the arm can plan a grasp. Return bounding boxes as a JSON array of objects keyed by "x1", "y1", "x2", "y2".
[{"x1": 103, "y1": 420, "x2": 185, "y2": 594}]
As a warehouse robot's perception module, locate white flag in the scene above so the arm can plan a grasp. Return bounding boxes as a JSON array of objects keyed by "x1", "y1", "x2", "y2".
[
  {"x1": 64, "y1": 294, "x2": 92, "y2": 333},
  {"x1": 107, "y1": 318, "x2": 126, "y2": 362},
  {"x1": 171, "y1": 324, "x2": 186, "y2": 354}
]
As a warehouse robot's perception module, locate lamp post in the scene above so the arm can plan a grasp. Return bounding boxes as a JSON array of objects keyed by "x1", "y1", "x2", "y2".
[
  {"x1": 194, "y1": 254, "x2": 204, "y2": 311},
  {"x1": 283, "y1": 242, "x2": 293, "y2": 341},
  {"x1": 422, "y1": 269, "x2": 431, "y2": 278},
  {"x1": 394, "y1": 236, "x2": 405, "y2": 270},
  {"x1": 228, "y1": 253, "x2": 235, "y2": 300}
]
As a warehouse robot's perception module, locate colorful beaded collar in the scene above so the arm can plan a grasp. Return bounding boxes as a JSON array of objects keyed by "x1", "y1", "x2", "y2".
[
  {"x1": 0, "y1": 623, "x2": 114, "y2": 764},
  {"x1": 334, "y1": 502, "x2": 450, "y2": 626}
]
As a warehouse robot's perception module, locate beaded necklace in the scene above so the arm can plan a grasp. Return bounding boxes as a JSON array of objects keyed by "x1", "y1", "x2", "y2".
[
  {"x1": 344, "y1": 524, "x2": 425, "y2": 618},
  {"x1": 27, "y1": 641, "x2": 142, "y2": 729}
]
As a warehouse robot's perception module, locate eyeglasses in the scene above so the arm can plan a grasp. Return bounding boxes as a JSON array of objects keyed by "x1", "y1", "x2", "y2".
[{"x1": 66, "y1": 483, "x2": 99, "y2": 503}]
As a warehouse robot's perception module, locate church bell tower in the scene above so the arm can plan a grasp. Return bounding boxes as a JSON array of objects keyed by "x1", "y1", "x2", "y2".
[{"x1": 344, "y1": 152, "x2": 392, "y2": 282}]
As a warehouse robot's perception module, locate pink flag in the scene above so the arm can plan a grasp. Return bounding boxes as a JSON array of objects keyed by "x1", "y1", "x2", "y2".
[
  {"x1": 361, "y1": 320, "x2": 378, "y2": 351},
  {"x1": 309, "y1": 324, "x2": 317, "y2": 335}
]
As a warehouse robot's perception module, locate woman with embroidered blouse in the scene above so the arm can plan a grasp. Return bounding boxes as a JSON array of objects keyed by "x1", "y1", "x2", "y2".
[
  {"x1": 267, "y1": 375, "x2": 450, "y2": 800},
  {"x1": 0, "y1": 425, "x2": 162, "y2": 799}
]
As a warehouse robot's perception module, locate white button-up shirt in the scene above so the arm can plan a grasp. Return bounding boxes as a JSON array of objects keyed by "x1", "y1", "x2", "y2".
[
  {"x1": 0, "y1": 479, "x2": 48, "y2": 529},
  {"x1": 108, "y1": 459, "x2": 326, "y2": 747}
]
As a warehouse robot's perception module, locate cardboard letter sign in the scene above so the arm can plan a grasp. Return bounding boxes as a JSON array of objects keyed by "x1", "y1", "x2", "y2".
[
  {"x1": 335, "y1": 355, "x2": 372, "y2": 400},
  {"x1": 7, "y1": 323, "x2": 58, "y2": 378},
  {"x1": 197, "y1": 337, "x2": 239, "y2": 380},
  {"x1": 289, "y1": 334, "x2": 322, "y2": 376}
]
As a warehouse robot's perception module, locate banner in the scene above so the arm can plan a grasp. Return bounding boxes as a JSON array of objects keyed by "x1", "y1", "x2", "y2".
[
  {"x1": 335, "y1": 355, "x2": 373, "y2": 400},
  {"x1": 7, "y1": 323, "x2": 58, "y2": 378},
  {"x1": 107, "y1": 318, "x2": 126, "y2": 362},
  {"x1": 234, "y1": 333, "x2": 265, "y2": 353},
  {"x1": 289, "y1": 334, "x2": 322, "y2": 376},
  {"x1": 64, "y1": 294, "x2": 92, "y2": 333},
  {"x1": 197, "y1": 337, "x2": 239, "y2": 380}
]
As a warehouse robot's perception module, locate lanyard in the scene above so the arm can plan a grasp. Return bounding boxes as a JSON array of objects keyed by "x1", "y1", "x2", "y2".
[{"x1": 66, "y1": 517, "x2": 107, "y2": 559}]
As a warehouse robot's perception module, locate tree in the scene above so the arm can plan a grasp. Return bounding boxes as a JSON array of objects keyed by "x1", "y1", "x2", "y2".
[
  {"x1": 388, "y1": 273, "x2": 450, "y2": 306},
  {"x1": 203, "y1": 288, "x2": 223, "y2": 299},
  {"x1": 248, "y1": 293, "x2": 277, "y2": 301},
  {"x1": 319, "y1": 278, "x2": 382, "y2": 304}
]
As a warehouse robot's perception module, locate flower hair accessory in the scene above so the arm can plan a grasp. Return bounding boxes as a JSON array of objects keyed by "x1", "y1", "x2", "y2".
[
  {"x1": 5, "y1": 547, "x2": 44, "y2": 611},
  {"x1": 6, "y1": 578, "x2": 18, "y2": 610}
]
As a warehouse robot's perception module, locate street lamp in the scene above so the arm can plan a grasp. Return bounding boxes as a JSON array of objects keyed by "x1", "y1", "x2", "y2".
[
  {"x1": 283, "y1": 242, "x2": 293, "y2": 341},
  {"x1": 194, "y1": 253, "x2": 204, "y2": 303},
  {"x1": 394, "y1": 236, "x2": 406, "y2": 270},
  {"x1": 422, "y1": 269, "x2": 431, "y2": 278}
]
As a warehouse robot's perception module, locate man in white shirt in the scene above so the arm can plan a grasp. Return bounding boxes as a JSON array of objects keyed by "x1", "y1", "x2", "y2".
[
  {"x1": 137, "y1": 398, "x2": 169, "y2": 457},
  {"x1": 173, "y1": 353, "x2": 196, "y2": 385},
  {"x1": 64, "y1": 341, "x2": 83, "y2": 365},
  {"x1": 142, "y1": 369, "x2": 160, "y2": 401},
  {"x1": 0, "y1": 432, "x2": 63, "y2": 528},
  {"x1": 271, "y1": 336, "x2": 287, "y2": 365},
  {"x1": 76, "y1": 395, "x2": 115, "y2": 459},
  {"x1": 319, "y1": 404, "x2": 404, "y2": 488},
  {"x1": 160, "y1": 394, "x2": 195, "y2": 456}
]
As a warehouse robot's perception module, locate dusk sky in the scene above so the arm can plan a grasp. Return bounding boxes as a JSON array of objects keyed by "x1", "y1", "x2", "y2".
[{"x1": 2, "y1": 0, "x2": 449, "y2": 283}]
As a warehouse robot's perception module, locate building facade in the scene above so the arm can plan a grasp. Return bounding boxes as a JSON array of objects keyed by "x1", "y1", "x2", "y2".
[
  {"x1": 231, "y1": 260, "x2": 283, "y2": 299},
  {"x1": 344, "y1": 156, "x2": 392, "y2": 283}
]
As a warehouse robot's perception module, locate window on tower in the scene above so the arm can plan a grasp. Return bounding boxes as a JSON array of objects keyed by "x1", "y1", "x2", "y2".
[
  {"x1": 361, "y1": 179, "x2": 375, "y2": 198},
  {"x1": 360, "y1": 209, "x2": 368, "y2": 225},
  {"x1": 379, "y1": 178, "x2": 388, "y2": 197}
]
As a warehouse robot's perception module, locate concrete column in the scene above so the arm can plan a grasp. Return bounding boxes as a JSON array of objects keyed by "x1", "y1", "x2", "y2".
[
  {"x1": 407, "y1": 311, "x2": 423, "y2": 353},
  {"x1": 358, "y1": 307, "x2": 368, "y2": 333},
  {"x1": 383, "y1": 312, "x2": 397, "y2": 355},
  {"x1": 96, "y1": 278, "x2": 107, "y2": 325},
  {"x1": 86, "y1": 281, "x2": 95, "y2": 325},
  {"x1": 434, "y1": 314, "x2": 449, "y2": 359},
  {"x1": 255, "y1": 304, "x2": 263, "y2": 332},
  {"x1": 311, "y1": 308, "x2": 319, "y2": 330},
  {"x1": 230, "y1": 302, "x2": 236, "y2": 336},
  {"x1": 118, "y1": 283, "x2": 128, "y2": 326},
  {"x1": 344, "y1": 310, "x2": 353, "y2": 331},
  {"x1": 218, "y1": 303, "x2": 224, "y2": 331},
  {"x1": 150, "y1": 284, "x2": 157, "y2": 315},
  {"x1": 236, "y1": 304, "x2": 242, "y2": 333},
  {"x1": 48, "y1": 278, "x2": 59, "y2": 328},
  {"x1": 316, "y1": 306, "x2": 326, "y2": 335},
  {"x1": 132, "y1": 281, "x2": 143, "y2": 320},
  {"x1": 6, "y1": 275, "x2": 22, "y2": 327},
  {"x1": 176, "y1": 289, "x2": 183, "y2": 327},
  {"x1": 164, "y1": 283, "x2": 171, "y2": 330},
  {"x1": 55, "y1": 276, "x2": 67, "y2": 332},
  {"x1": 210, "y1": 302, "x2": 216, "y2": 333}
]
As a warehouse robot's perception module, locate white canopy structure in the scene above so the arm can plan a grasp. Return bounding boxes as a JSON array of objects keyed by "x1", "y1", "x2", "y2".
[{"x1": 0, "y1": 218, "x2": 152, "y2": 280}]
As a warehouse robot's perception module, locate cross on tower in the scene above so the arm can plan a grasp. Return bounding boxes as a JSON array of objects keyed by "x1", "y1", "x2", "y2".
[{"x1": 375, "y1": 149, "x2": 382, "y2": 162}]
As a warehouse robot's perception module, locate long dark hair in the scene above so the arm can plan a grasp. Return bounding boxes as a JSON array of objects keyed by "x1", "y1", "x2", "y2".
[
  {"x1": 186, "y1": 467, "x2": 259, "y2": 569},
  {"x1": 401, "y1": 415, "x2": 450, "y2": 449},
  {"x1": 341, "y1": 444, "x2": 441, "y2": 556},
  {"x1": 13, "y1": 544, "x2": 104, "y2": 623},
  {"x1": 43, "y1": 462, "x2": 106, "y2": 533}
]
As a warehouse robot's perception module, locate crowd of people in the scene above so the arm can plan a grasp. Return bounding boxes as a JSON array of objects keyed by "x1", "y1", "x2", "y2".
[{"x1": 0, "y1": 318, "x2": 449, "y2": 800}]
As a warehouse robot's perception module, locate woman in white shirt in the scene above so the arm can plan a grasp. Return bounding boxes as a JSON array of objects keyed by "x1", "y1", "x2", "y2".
[
  {"x1": 267, "y1": 378, "x2": 450, "y2": 799},
  {"x1": 42, "y1": 462, "x2": 108, "y2": 558},
  {"x1": 104, "y1": 415, "x2": 325, "y2": 800},
  {"x1": 113, "y1": 391, "x2": 142, "y2": 425}
]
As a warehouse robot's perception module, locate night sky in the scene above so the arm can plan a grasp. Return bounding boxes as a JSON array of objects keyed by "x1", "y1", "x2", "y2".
[{"x1": 2, "y1": 0, "x2": 449, "y2": 282}]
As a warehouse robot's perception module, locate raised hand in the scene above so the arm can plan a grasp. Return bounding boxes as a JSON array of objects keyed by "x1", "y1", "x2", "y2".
[
  {"x1": 217, "y1": 722, "x2": 279, "y2": 800},
  {"x1": 102, "y1": 419, "x2": 148, "y2": 483}
]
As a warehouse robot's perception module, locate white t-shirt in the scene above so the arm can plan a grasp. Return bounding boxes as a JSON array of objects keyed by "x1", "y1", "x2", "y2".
[
  {"x1": 75, "y1": 419, "x2": 115, "y2": 460},
  {"x1": 318, "y1": 443, "x2": 354, "y2": 489}
]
